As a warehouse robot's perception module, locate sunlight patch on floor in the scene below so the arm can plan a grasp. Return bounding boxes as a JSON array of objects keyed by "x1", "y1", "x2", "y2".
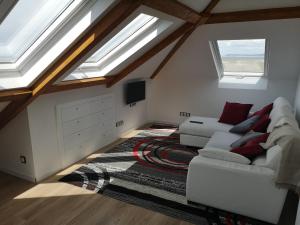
[{"x1": 14, "y1": 182, "x2": 94, "y2": 199}]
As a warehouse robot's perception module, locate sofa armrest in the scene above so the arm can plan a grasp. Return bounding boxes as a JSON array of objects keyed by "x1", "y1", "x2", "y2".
[
  {"x1": 192, "y1": 154, "x2": 274, "y2": 176},
  {"x1": 186, "y1": 155, "x2": 287, "y2": 224}
]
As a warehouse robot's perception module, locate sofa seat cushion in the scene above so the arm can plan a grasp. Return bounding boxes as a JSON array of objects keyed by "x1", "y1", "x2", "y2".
[
  {"x1": 179, "y1": 116, "x2": 233, "y2": 138},
  {"x1": 204, "y1": 131, "x2": 241, "y2": 150}
]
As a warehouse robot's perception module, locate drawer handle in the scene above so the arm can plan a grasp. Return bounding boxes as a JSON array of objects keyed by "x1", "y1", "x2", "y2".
[
  {"x1": 76, "y1": 107, "x2": 79, "y2": 110},
  {"x1": 78, "y1": 133, "x2": 81, "y2": 136}
]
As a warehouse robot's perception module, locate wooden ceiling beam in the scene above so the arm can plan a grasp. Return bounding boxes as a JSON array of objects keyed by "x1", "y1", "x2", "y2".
[
  {"x1": 0, "y1": 0, "x2": 142, "y2": 129},
  {"x1": 142, "y1": 0, "x2": 200, "y2": 24},
  {"x1": 206, "y1": 7, "x2": 300, "y2": 24},
  {"x1": 0, "y1": 88, "x2": 32, "y2": 102},
  {"x1": 106, "y1": 23, "x2": 194, "y2": 88},
  {"x1": 0, "y1": 97, "x2": 31, "y2": 129},
  {"x1": 150, "y1": 0, "x2": 220, "y2": 80},
  {"x1": 45, "y1": 77, "x2": 113, "y2": 94}
]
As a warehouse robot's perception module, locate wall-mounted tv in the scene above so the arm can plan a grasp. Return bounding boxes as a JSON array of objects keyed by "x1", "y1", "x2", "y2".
[{"x1": 125, "y1": 81, "x2": 146, "y2": 104}]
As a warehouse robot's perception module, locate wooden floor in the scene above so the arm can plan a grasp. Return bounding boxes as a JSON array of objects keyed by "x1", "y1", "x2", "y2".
[
  {"x1": 0, "y1": 129, "x2": 192, "y2": 225},
  {"x1": 0, "y1": 128, "x2": 298, "y2": 225}
]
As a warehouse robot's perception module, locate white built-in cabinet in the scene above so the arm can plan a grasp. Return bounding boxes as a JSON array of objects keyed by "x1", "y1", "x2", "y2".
[{"x1": 56, "y1": 94, "x2": 115, "y2": 167}]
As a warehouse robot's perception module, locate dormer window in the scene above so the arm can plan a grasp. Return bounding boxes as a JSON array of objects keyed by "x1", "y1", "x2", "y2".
[{"x1": 210, "y1": 39, "x2": 269, "y2": 86}]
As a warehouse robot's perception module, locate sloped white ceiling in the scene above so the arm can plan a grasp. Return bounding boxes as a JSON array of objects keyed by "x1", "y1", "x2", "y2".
[{"x1": 178, "y1": 0, "x2": 300, "y2": 13}]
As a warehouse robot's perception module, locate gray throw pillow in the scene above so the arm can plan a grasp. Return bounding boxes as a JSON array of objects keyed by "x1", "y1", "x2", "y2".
[
  {"x1": 229, "y1": 115, "x2": 260, "y2": 134},
  {"x1": 230, "y1": 131, "x2": 263, "y2": 148}
]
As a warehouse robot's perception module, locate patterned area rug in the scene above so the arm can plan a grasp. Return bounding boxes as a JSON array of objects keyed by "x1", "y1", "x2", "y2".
[{"x1": 60, "y1": 124, "x2": 271, "y2": 225}]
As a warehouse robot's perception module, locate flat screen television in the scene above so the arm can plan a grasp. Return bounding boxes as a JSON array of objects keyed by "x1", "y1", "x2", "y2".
[{"x1": 126, "y1": 81, "x2": 146, "y2": 104}]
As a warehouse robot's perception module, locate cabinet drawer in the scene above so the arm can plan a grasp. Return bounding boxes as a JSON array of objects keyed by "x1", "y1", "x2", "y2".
[
  {"x1": 61, "y1": 101, "x2": 92, "y2": 122},
  {"x1": 62, "y1": 112, "x2": 102, "y2": 136},
  {"x1": 64, "y1": 122, "x2": 104, "y2": 145}
]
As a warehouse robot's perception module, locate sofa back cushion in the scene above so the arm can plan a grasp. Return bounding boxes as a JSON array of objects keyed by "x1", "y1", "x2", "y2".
[
  {"x1": 273, "y1": 97, "x2": 292, "y2": 110},
  {"x1": 252, "y1": 145, "x2": 282, "y2": 171},
  {"x1": 268, "y1": 105, "x2": 296, "y2": 132},
  {"x1": 219, "y1": 102, "x2": 253, "y2": 125},
  {"x1": 261, "y1": 124, "x2": 299, "y2": 149}
]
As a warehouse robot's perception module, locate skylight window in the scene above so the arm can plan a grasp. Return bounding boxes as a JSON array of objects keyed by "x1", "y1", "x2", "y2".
[
  {"x1": 64, "y1": 13, "x2": 173, "y2": 81},
  {"x1": 0, "y1": 0, "x2": 79, "y2": 64},
  {"x1": 211, "y1": 39, "x2": 268, "y2": 79},
  {"x1": 85, "y1": 14, "x2": 157, "y2": 65}
]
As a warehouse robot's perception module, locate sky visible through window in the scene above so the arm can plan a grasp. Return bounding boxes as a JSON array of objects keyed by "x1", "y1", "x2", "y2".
[{"x1": 217, "y1": 39, "x2": 266, "y2": 76}]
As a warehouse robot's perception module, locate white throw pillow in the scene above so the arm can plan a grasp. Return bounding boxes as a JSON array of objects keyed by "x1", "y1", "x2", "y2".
[
  {"x1": 252, "y1": 145, "x2": 282, "y2": 170},
  {"x1": 198, "y1": 147, "x2": 251, "y2": 165}
]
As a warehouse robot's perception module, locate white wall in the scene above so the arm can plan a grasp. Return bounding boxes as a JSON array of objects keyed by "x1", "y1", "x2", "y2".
[
  {"x1": 148, "y1": 19, "x2": 300, "y2": 124},
  {"x1": 25, "y1": 42, "x2": 176, "y2": 182},
  {"x1": 0, "y1": 110, "x2": 35, "y2": 181},
  {"x1": 0, "y1": 23, "x2": 176, "y2": 182}
]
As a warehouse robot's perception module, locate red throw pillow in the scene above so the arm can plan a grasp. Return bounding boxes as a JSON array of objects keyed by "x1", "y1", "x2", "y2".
[
  {"x1": 219, "y1": 102, "x2": 253, "y2": 125},
  {"x1": 231, "y1": 144, "x2": 264, "y2": 160},
  {"x1": 231, "y1": 133, "x2": 269, "y2": 160},
  {"x1": 253, "y1": 103, "x2": 273, "y2": 117},
  {"x1": 244, "y1": 133, "x2": 269, "y2": 146},
  {"x1": 251, "y1": 115, "x2": 271, "y2": 133}
]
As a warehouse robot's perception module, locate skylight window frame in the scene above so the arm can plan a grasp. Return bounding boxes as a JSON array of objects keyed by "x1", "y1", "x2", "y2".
[
  {"x1": 85, "y1": 13, "x2": 157, "y2": 65},
  {"x1": 80, "y1": 14, "x2": 159, "y2": 69},
  {"x1": 210, "y1": 38, "x2": 270, "y2": 80},
  {"x1": 63, "y1": 8, "x2": 178, "y2": 81},
  {"x1": 0, "y1": 0, "x2": 89, "y2": 72}
]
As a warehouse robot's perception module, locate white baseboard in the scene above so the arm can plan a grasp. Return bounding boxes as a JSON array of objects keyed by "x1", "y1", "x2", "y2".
[{"x1": 0, "y1": 167, "x2": 36, "y2": 183}]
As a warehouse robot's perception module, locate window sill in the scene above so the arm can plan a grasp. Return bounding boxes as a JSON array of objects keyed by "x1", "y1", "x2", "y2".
[{"x1": 218, "y1": 77, "x2": 268, "y2": 90}]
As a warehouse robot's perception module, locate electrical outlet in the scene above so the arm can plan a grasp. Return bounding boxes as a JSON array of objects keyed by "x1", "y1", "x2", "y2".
[
  {"x1": 116, "y1": 120, "x2": 124, "y2": 127},
  {"x1": 20, "y1": 155, "x2": 26, "y2": 164}
]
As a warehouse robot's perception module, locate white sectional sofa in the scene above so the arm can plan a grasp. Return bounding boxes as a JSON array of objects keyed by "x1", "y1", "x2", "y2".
[
  {"x1": 180, "y1": 117, "x2": 233, "y2": 147},
  {"x1": 180, "y1": 97, "x2": 299, "y2": 224}
]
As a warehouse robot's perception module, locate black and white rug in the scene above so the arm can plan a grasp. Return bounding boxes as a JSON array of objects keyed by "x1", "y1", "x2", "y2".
[{"x1": 60, "y1": 124, "x2": 271, "y2": 225}]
